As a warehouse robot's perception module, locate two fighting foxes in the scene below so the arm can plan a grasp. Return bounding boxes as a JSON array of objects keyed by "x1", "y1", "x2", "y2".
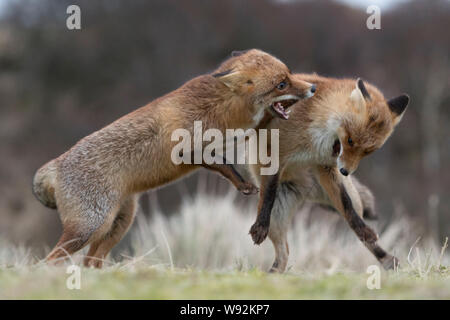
[
  {"x1": 32, "y1": 49, "x2": 315, "y2": 267},
  {"x1": 248, "y1": 74, "x2": 409, "y2": 272},
  {"x1": 33, "y1": 47, "x2": 409, "y2": 271}
]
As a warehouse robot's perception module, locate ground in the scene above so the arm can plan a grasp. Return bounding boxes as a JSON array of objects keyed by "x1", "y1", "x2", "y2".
[{"x1": 0, "y1": 266, "x2": 448, "y2": 299}]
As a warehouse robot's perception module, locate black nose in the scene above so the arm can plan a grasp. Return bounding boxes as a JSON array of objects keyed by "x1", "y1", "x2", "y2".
[
  {"x1": 340, "y1": 168, "x2": 349, "y2": 176},
  {"x1": 310, "y1": 84, "x2": 316, "y2": 93}
]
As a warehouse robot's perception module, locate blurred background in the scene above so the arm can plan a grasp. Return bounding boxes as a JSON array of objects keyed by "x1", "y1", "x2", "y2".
[{"x1": 0, "y1": 0, "x2": 448, "y2": 257}]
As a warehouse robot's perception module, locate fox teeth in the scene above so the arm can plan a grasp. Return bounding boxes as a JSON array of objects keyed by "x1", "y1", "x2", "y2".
[{"x1": 272, "y1": 101, "x2": 289, "y2": 120}]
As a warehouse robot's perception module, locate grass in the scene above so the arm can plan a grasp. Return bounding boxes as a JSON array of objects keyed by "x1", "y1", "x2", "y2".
[
  {"x1": 0, "y1": 266, "x2": 448, "y2": 299},
  {"x1": 0, "y1": 189, "x2": 449, "y2": 299}
]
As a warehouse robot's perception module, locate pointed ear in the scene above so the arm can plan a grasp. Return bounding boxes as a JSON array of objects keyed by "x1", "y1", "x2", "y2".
[
  {"x1": 213, "y1": 69, "x2": 242, "y2": 91},
  {"x1": 357, "y1": 78, "x2": 371, "y2": 100},
  {"x1": 350, "y1": 79, "x2": 367, "y2": 113},
  {"x1": 388, "y1": 94, "x2": 409, "y2": 125},
  {"x1": 231, "y1": 50, "x2": 249, "y2": 57},
  {"x1": 387, "y1": 94, "x2": 409, "y2": 115}
]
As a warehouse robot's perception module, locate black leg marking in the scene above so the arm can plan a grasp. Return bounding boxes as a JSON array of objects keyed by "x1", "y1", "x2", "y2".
[
  {"x1": 339, "y1": 184, "x2": 378, "y2": 243},
  {"x1": 338, "y1": 184, "x2": 398, "y2": 268},
  {"x1": 249, "y1": 173, "x2": 280, "y2": 245},
  {"x1": 363, "y1": 207, "x2": 378, "y2": 220},
  {"x1": 372, "y1": 245, "x2": 387, "y2": 260}
]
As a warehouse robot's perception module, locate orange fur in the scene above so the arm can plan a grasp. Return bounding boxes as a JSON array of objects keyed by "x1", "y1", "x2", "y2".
[
  {"x1": 248, "y1": 74, "x2": 408, "y2": 271},
  {"x1": 33, "y1": 49, "x2": 315, "y2": 266}
]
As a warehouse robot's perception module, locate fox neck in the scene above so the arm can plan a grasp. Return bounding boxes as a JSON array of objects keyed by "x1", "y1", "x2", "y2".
[
  {"x1": 219, "y1": 95, "x2": 259, "y2": 129},
  {"x1": 308, "y1": 113, "x2": 342, "y2": 166}
]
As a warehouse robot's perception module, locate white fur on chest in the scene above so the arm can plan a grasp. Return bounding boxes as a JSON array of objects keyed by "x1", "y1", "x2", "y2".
[{"x1": 289, "y1": 117, "x2": 340, "y2": 167}]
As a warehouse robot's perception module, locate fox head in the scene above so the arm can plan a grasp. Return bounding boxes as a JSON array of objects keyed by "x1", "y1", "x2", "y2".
[
  {"x1": 212, "y1": 49, "x2": 315, "y2": 120},
  {"x1": 333, "y1": 78, "x2": 409, "y2": 176}
]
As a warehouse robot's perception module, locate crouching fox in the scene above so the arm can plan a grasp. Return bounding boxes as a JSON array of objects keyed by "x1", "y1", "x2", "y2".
[{"x1": 33, "y1": 49, "x2": 315, "y2": 267}]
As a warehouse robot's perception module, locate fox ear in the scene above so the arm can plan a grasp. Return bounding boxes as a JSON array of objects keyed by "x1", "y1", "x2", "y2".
[
  {"x1": 350, "y1": 78, "x2": 367, "y2": 113},
  {"x1": 213, "y1": 69, "x2": 242, "y2": 91},
  {"x1": 388, "y1": 94, "x2": 409, "y2": 125},
  {"x1": 387, "y1": 94, "x2": 409, "y2": 115},
  {"x1": 357, "y1": 78, "x2": 371, "y2": 100},
  {"x1": 231, "y1": 50, "x2": 249, "y2": 57}
]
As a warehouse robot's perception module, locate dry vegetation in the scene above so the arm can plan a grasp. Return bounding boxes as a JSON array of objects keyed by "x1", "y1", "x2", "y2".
[{"x1": 1, "y1": 191, "x2": 448, "y2": 299}]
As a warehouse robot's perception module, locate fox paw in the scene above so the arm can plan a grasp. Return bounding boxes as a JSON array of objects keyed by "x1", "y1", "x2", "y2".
[
  {"x1": 238, "y1": 182, "x2": 259, "y2": 195},
  {"x1": 249, "y1": 222, "x2": 269, "y2": 245},
  {"x1": 381, "y1": 254, "x2": 399, "y2": 270},
  {"x1": 83, "y1": 256, "x2": 104, "y2": 269}
]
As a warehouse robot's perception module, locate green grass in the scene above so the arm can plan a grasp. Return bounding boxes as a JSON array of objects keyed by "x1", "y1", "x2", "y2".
[{"x1": 0, "y1": 266, "x2": 448, "y2": 299}]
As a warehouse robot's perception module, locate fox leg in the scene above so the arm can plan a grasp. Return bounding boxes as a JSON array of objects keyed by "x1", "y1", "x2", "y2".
[
  {"x1": 316, "y1": 176, "x2": 378, "y2": 220},
  {"x1": 45, "y1": 225, "x2": 92, "y2": 263},
  {"x1": 342, "y1": 175, "x2": 364, "y2": 218},
  {"x1": 201, "y1": 162, "x2": 258, "y2": 195},
  {"x1": 316, "y1": 166, "x2": 398, "y2": 269},
  {"x1": 267, "y1": 182, "x2": 302, "y2": 273},
  {"x1": 351, "y1": 177, "x2": 378, "y2": 220},
  {"x1": 182, "y1": 149, "x2": 258, "y2": 195},
  {"x1": 46, "y1": 197, "x2": 120, "y2": 265},
  {"x1": 84, "y1": 195, "x2": 138, "y2": 268},
  {"x1": 249, "y1": 173, "x2": 280, "y2": 245}
]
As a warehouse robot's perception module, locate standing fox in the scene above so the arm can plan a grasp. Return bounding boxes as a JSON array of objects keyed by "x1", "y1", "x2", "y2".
[
  {"x1": 33, "y1": 49, "x2": 316, "y2": 267},
  {"x1": 248, "y1": 74, "x2": 409, "y2": 272}
]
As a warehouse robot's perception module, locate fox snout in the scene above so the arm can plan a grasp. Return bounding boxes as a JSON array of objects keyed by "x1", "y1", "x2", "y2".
[
  {"x1": 338, "y1": 164, "x2": 356, "y2": 176},
  {"x1": 337, "y1": 157, "x2": 359, "y2": 176},
  {"x1": 305, "y1": 83, "x2": 316, "y2": 98},
  {"x1": 293, "y1": 79, "x2": 316, "y2": 99}
]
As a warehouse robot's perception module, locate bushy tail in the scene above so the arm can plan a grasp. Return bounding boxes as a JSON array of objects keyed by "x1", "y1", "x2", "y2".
[{"x1": 32, "y1": 160, "x2": 58, "y2": 209}]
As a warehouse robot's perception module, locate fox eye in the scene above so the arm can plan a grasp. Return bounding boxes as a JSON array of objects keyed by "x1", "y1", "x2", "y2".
[
  {"x1": 276, "y1": 81, "x2": 287, "y2": 90},
  {"x1": 348, "y1": 137, "x2": 354, "y2": 146}
]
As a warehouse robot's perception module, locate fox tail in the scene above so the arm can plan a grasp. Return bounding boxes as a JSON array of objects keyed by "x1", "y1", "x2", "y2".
[{"x1": 32, "y1": 159, "x2": 58, "y2": 209}]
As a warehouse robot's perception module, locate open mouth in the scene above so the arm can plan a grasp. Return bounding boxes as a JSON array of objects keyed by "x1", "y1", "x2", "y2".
[{"x1": 270, "y1": 95, "x2": 300, "y2": 120}]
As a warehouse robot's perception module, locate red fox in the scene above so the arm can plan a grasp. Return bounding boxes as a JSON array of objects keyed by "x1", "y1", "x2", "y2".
[
  {"x1": 247, "y1": 74, "x2": 409, "y2": 272},
  {"x1": 33, "y1": 49, "x2": 315, "y2": 267}
]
